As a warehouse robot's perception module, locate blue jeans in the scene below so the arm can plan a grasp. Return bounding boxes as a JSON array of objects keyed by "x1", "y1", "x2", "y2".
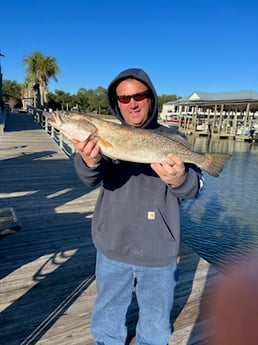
[{"x1": 91, "y1": 251, "x2": 177, "y2": 345}]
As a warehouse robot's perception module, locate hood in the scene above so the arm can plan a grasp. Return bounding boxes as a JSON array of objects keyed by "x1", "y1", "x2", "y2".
[{"x1": 107, "y1": 68, "x2": 159, "y2": 129}]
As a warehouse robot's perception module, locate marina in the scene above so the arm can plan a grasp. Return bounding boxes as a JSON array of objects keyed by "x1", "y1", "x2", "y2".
[{"x1": 160, "y1": 90, "x2": 258, "y2": 141}]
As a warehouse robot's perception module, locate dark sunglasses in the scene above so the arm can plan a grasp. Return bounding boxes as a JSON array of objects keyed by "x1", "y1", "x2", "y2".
[{"x1": 116, "y1": 90, "x2": 150, "y2": 104}]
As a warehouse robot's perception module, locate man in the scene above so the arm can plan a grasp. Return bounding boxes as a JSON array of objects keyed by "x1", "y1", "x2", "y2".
[{"x1": 73, "y1": 68, "x2": 203, "y2": 345}]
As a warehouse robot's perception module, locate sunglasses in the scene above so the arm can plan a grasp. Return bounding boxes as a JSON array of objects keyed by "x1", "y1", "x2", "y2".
[{"x1": 116, "y1": 90, "x2": 150, "y2": 104}]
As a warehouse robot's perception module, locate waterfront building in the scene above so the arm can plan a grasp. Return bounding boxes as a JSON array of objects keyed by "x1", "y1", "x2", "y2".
[{"x1": 160, "y1": 90, "x2": 258, "y2": 138}]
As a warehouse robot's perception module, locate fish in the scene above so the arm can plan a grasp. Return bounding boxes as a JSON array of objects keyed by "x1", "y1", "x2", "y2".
[{"x1": 43, "y1": 111, "x2": 231, "y2": 177}]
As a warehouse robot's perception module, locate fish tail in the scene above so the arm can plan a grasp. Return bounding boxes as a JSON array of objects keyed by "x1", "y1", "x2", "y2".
[{"x1": 200, "y1": 153, "x2": 231, "y2": 177}]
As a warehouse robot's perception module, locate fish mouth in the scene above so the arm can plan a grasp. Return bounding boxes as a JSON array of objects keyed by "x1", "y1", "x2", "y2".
[
  {"x1": 43, "y1": 111, "x2": 56, "y2": 121},
  {"x1": 43, "y1": 111, "x2": 62, "y2": 127}
]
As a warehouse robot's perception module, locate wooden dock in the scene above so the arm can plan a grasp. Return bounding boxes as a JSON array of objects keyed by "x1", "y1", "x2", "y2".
[{"x1": 0, "y1": 112, "x2": 221, "y2": 345}]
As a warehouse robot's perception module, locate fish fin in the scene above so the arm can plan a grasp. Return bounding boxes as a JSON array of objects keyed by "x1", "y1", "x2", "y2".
[
  {"x1": 97, "y1": 137, "x2": 113, "y2": 148},
  {"x1": 201, "y1": 153, "x2": 231, "y2": 177},
  {"x1": 170, "y1": 134, "x2": 193, "y2": 149}
]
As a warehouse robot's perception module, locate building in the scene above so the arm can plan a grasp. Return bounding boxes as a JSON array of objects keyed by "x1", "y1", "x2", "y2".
[{"x1": 160, "y1": 90, "x2": 258, "y2": 137}]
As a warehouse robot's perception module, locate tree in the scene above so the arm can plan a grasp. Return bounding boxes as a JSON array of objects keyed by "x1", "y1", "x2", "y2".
[
  {"x1": 23, "y1": 51, "x2": 59, "y2": 108},
  {"x1": 2, "y1": 80, "x2": 23, "y2": 109},
  {"x1": 76, "y1": 88, "x2": 90, "y2": 112},
  {"x1": 3, "y1": 80, "x2": 22, "y2": 99},
  {"x1": 48, "y1": 89, "x2": 74, "y2": 111}
]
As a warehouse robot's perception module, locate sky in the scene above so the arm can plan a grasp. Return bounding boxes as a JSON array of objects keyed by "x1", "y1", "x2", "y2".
[{"x1": 1, "y1": 0, "x2": 258, "y2": 98}]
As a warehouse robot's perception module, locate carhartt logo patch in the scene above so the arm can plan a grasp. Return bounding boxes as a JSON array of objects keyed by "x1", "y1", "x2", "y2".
[{"x1": 148, "y1": 211, "x2": 156, "y2": 220}]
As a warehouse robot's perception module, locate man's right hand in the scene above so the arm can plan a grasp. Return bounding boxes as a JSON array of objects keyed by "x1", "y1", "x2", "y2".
[{"x1": 73, "y1": 138, "x2": 102, "y2": 167}]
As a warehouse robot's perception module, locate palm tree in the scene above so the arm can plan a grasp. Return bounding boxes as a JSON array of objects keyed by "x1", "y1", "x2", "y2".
[{"x1": 23, "y1": 51, "x2": 59, "y2": 108}]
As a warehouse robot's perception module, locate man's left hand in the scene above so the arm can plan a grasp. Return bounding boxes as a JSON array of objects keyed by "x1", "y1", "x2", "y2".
[{"x1": 151, "y1": 153, "x2": 186, "y2": 187}]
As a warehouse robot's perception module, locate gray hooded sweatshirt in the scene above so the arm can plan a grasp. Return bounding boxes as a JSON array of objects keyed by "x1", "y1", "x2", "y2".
[{"x1": 74, "y1": 68, "x2": 202, "y2": 267}]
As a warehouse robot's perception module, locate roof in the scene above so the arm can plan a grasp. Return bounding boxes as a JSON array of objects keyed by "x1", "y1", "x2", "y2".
[
  {"x1": 189, "y1": 90, "x2": 258, "y2": 101},
  {"x1": 164, "y1": 90, "x2": 258, "y2": 105}
]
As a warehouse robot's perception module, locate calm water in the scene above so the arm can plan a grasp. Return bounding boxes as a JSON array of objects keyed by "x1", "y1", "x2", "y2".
[{"x1": 180, "y1": 137, "x2": 258, "y2": 269}]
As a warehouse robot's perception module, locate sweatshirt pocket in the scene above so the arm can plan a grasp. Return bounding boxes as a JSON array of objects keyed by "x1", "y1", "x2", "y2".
[
  {"x1": 156, "y1": 207, "x2": 176, "y2": 241},
  {"x1": 92, "y1": 202, "x2": 178, "y2": 260}
]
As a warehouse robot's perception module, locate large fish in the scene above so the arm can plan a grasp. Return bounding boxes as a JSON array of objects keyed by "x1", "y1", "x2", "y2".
[{"x1": 43, "y1": 111, "x2": 230, "y2": 177}]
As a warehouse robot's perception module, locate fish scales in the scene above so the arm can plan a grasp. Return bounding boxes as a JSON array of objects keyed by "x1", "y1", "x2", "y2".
[{"x1": 43, "y1": 111, "x2": 231, "y2": 177}]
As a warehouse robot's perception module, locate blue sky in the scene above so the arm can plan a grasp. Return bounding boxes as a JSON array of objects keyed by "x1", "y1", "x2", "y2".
[{"x1": 1, "y1": 0, "x2": 258, "y2": 97}]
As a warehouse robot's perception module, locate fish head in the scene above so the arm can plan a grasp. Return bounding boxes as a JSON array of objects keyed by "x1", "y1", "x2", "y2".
[
  {"x1": 52, "y1": 111, "x2": 72, "y2": 128},
  {"x1": 42, "y1": 111, "x2": 63, "y2": 128},
  {"x1": 43, "y1": 111, "x2": 97, "y2": 142},
  {"x1": 45, "y1": 111, "x2": 68, "y2": 126},
  {"x1": 43, "y1": 111, "x2": 55, "y2": 123}
]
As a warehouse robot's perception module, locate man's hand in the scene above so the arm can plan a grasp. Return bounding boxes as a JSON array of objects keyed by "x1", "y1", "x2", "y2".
[
  {"x1": 151, "y1": 153, "x2": 186, "y2": 187},
  {"x1": 73, "y1": 138, "x2": 101, "y2": 167}
]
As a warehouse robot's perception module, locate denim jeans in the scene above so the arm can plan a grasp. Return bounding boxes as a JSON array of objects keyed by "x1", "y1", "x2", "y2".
[{"x1": 91, "y1": 251, "x2": 177, "y2": 345}]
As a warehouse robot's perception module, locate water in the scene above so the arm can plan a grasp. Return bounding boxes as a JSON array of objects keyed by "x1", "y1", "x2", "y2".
[{"x1": 180, "y1": 137, "x2": 258, "y2": 270}]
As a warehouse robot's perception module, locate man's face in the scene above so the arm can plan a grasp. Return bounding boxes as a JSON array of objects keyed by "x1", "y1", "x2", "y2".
[{"x1": 116, "y1": 79, "x2": 152, "y2": 128}]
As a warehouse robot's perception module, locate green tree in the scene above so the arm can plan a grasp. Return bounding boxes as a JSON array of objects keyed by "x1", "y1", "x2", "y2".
[
  {"x1": 75, "y1": 87, "x2": 108, "y2": 114},
  {"x1": 3, "y1": 80, "x2": 22, "y2": 99},
  {"x1": 86, "y1": 87, "x2": 108, "y2": 114},
  {"x1": 76, "y1": 88, "x2": 90, "y2": 112},
  {"x1": 2, "y1": 80, "x2": 23, "y2": 109},
  {"x1": 48, "y1": 90, "x2": 73, "y2": 110},
  {"x1": 23, "y1": 51, "x2": 60, "y2": 108}
]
